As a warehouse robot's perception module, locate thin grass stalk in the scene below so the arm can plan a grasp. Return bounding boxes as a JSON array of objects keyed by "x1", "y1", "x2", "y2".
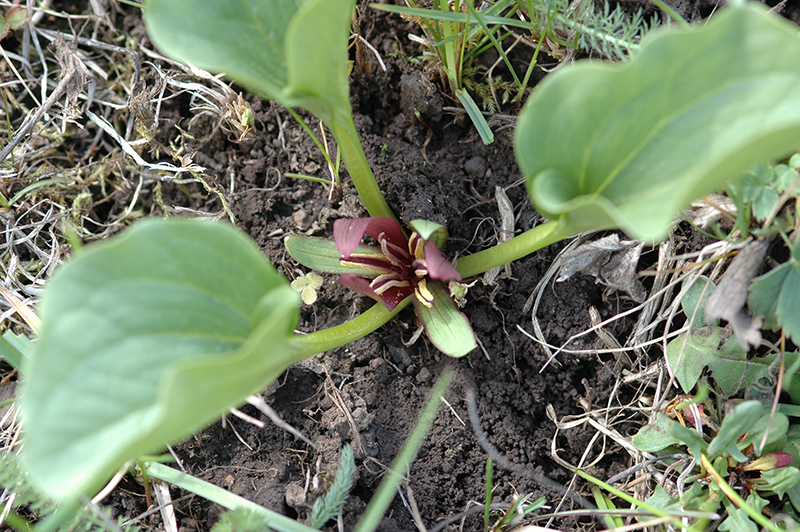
[{"x1": 353, "y1": 368, "x2": 454, "y2": 532}]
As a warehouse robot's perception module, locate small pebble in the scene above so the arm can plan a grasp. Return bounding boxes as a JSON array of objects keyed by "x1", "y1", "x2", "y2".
[
  {"x1": 416, "y1": 367, "x2": 432, "y2": 384},
  {"x1": 464, "y1": 156, "x2": 487, "y2": 178}
]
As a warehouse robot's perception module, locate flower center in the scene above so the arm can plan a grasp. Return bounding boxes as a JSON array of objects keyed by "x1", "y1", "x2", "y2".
[{"x1": 340, "y1": 231, "x2": 435, "y2": 307}]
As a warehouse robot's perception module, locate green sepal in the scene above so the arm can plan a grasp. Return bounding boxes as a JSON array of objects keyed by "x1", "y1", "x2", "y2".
[
  {"x1": 408, "y1": 219, "x2": 448, "y2": 250},
  {"x1": 284, "y1": 235, "x2": 381, "y2": 277},
  {"x1": 414, "y1": 282, "x2": 476, "y2": 357}
]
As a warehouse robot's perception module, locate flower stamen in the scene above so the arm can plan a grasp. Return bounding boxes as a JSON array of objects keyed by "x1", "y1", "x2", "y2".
[
  {"x1": 373, "y1": 278, "x2": 413, "y2": 295},
  {"x1": 340, "y1": 258, "x2": 394, "y2": 275},
  {"x1": 415, "y1": 278, "x2": 435, "y2": 307},
  {"x1": 379, "y1": 232, "x2": 410, "y2": 266}
]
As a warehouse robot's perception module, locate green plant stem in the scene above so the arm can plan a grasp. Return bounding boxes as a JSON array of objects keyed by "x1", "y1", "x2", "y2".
[
  {"x1": 289, "y1": 299, "x2": 410, "y2": 356},
  {"x1": 650, "y1": 0, "x2": 689, "y2": 28},
  {"x1": 354, "y1": 368, "x2": 454, "y2": 532},
  {"x1": 455, "y1": 218, "x2": 570, "y2": 279},
  {"x1": 701, "y1": 454, "x2": 785, "y2": 532},
  {"x1": 331, "y1": 112, "x2": 397, "y2": 220},
  {"x1": 144, "y1": 462, "x2": 319, "y2": 532}
]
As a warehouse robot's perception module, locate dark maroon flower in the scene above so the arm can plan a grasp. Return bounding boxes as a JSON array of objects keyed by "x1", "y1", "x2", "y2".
[
  {"x1": 286, "y1": 216, "x2": 477, "y2": 356},
  {"x1": 333, "y1": 217, "x2": 461, "y2": 311}
]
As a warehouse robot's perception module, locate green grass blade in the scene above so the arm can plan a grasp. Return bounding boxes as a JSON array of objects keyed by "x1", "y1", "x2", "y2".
[
  {"x1": 353, "y1": 368, "x2": 454, "y2": 532},
  {"x1": 0, "y1": 330, "x2": 31, "y2": 369},
  {"x1": 145, "y1": 462, "x2": 319, "y2": 532},
  {"x1": 455, "y1": 89, "x2": 494, "y2": 144}
]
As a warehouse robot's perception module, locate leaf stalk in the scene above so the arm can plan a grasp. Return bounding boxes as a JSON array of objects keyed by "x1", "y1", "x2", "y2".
[
  {"x1": 289, "y1": 299, "x2": 410, "y2": 356},
  {"x1": 455, "y1": 218, "x2": 571, "y2": 279},
  {"x1": 331, "y1": 112, "x2": 397, "y2": 220}
]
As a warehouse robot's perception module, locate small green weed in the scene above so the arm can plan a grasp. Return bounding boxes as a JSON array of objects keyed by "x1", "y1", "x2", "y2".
[
  {"x1": 308, "y1": 445, "x2": 356, "y2": 528},
  {"x1": 632, "y1": 264, "x2": 800, "y2": 531},
  {"x1": 290, "y1": 271, "x2": 324, "y2": 305},
  {"x1": 633, "y1": 399, "x2": 800, "y2": 531},
  {"x1": 520, "y1": 0, "x2": 660, "y2": 61}
]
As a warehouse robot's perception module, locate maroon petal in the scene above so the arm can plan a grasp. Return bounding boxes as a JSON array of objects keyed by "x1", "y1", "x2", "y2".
[
  {"x1": 364, "y1": 217, "x2": 406, "y2": 250},
  {"x1": 743, "y1": 451, "x2": 795, "y2": 471},
  {"x1": 424, "y1": 241, "x2": 461, "y2": 281},
  {"x1": 334, "y1": 217, "x2": 406, "y2": 258},
  {"x1": 769, "y1": 451, "x2": 795, "y2": 469},
  {"x1": 334, "y1": 219, "x2": 373, "y2": 258},
  {"x1": 339, "y1": 274, "x2": 413, "y2": 311}
]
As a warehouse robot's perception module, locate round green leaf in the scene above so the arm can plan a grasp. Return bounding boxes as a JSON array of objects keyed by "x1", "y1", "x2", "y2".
[
  {"x1": 20, "y1": 219, "x2": 301, "y2": 499},
  {"x1": 516, "y1": 4, "x2": 800, "y2": 241},
  {"x1": 144, "y1": 0, "x2": 353, "y2": 123}
]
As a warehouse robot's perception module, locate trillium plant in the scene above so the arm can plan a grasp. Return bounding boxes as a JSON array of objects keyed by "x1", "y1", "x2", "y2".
[
  {"x1": 287, "y1": 217, "x2": 476, "y2": 357},
  {"x1": 15, "y1": 0, "x2": 800, "y2": 513}
]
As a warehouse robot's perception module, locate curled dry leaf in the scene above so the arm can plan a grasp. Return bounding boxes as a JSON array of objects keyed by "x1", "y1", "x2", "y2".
[
  {"x1": 705, "y1": 238, "x2": 770, "y2": 350},
  {"x1": 556, "y1": 234, "x2": 646, "y2": 302},
  {"x1": 483, "y1": 186, "x2": 515, "y2": 286}
]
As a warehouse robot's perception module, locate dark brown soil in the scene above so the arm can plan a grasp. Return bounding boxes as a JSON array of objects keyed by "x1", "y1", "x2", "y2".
[{"x1": 7, "y1": 0, "x2": 800, "y2": 531}]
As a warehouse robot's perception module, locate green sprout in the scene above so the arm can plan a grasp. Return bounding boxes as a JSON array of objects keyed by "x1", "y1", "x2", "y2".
[{"x1": 290, "y1": 271, "x2": 324, "y2": 305}]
